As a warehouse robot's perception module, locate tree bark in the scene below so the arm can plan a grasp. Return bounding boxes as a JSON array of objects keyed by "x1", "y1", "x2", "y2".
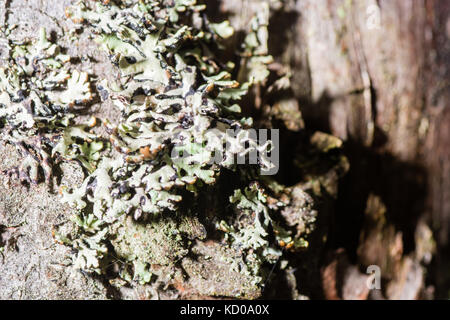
[
  {"x1": 295, "y1": 0, "x2": 449, "y2": 297},
  {"x1": 215, "y1": 0, "x2": 449, "y2": 298},
  {"x1": 0, "y1": 0, "x2": 448, "y2": 299}
]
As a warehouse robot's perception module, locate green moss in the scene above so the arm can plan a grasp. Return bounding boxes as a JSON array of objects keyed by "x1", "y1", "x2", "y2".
[{"x1": 111, "y1": 215, "x2": 188, "y2": 266}]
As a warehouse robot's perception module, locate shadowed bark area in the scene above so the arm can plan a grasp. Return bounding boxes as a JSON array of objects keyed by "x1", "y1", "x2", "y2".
[
  {"x1": 298, "y1": 0, "x2": 449, "y2": 298},
  {"x1": 293, "y1": 0, "x2": 450, "y2": 298},
  {"x1": 211, "y1": 0, "x2": 449, "y2": 299}
]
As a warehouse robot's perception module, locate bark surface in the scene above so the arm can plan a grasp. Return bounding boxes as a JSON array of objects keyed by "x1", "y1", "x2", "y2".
[{"x1": 0, "y1": 0, "x2": 448, "y2": 299}]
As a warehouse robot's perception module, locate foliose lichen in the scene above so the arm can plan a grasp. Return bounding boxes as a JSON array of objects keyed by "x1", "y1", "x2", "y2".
[
  {"x1": 59, "y1": 0, "x2": 282, "y2": 280},
  {"x1": 0, "y1": 26, "x2": 100, "y2": 184}
]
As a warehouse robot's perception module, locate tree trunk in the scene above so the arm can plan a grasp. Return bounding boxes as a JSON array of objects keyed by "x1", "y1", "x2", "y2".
[
  {"x1": 0, "y1": 0, "x2": 448, "y2": 299},
  {"x1": 294, "y1": 0, "x2": 450, "y2": 297},
  {"x1": 215, "y1": 0, "x2": 449, "y2": 298}
]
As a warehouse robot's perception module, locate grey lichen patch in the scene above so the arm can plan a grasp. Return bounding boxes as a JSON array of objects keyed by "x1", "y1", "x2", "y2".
[
  {"x1": 56, "y1": 0, "x2": 283, "y2": 288},
  {"x1": 0, "y1": 26, "x2": 102, "y2": 184},
  {"x1": 220, "y1": 184, "x2": 281, "y2": 277},
  {"x1": 238, "y1": 1, "x2": 273, "y2": 85},
  {"x1": 61, "y1": 0, "x2": 270, "y2": 220},
  {"x1": 216, "y1": 181, "x2": 316, "y2": 288}
]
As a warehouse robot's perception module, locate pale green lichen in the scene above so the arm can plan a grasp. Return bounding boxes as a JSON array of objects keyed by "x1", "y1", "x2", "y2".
[
  {"x1": 62, "y1": 1, "x2": 275, "y2": 219},
  {"x1": 0, "y1": 27, "x2": 101, "y2": 183},
  {"x1": 57, "y1": 0, "x2": 283, "y2": 284},
  {"x1": 238, "y1": 2, "x2": 273, "y2": 85},
  {"x1": 218, "y1": 183, "x2": 281, "y2": 285}
]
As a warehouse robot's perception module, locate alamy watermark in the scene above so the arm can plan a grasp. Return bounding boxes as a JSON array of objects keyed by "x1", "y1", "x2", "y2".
[
  {"x1": 170, "y1": 128, "x2": 279, "y2": 176},
  {"x1": 366, "y1": 4, "x2": 381, "y2": 30},
  {"x1": 366, "y1": 265, "x2": 381, "y2": 290}
]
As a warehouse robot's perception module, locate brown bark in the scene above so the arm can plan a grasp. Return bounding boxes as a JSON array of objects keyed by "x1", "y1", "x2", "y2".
[
  {"x1": 291, "y1": 0, "x2": 449, "y2": 296},
  {"x1": 295, "y1": 0, "x2": 449, "y2": 242}
]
